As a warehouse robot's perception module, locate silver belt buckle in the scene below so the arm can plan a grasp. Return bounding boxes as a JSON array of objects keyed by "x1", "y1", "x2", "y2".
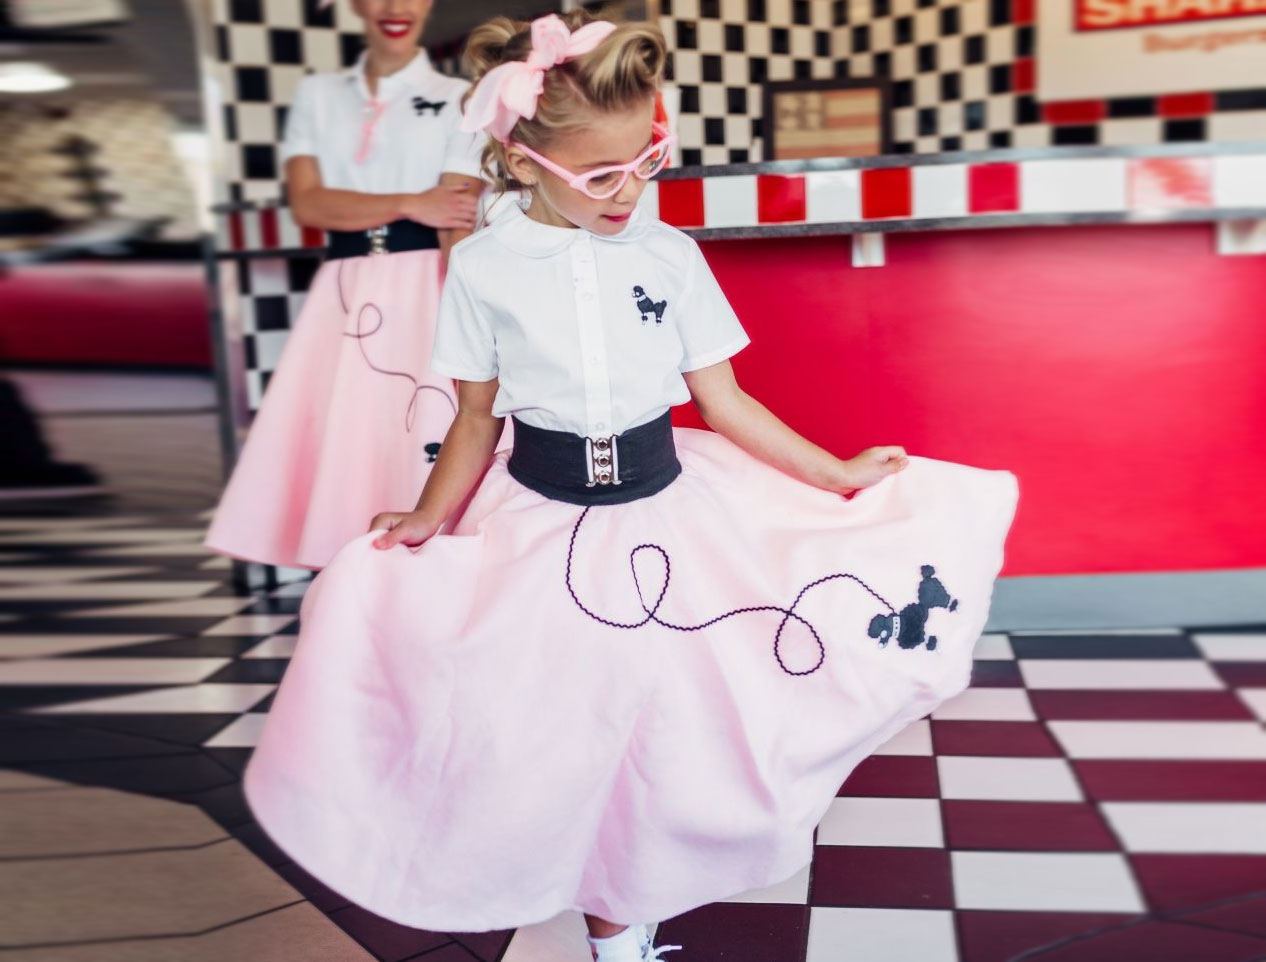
[
  {"x1": 366, "y1": 224, "x2": 389, "y2": 255},
  {"x1": 584, "y1": 434, "x2": 621, "y2": 487}
]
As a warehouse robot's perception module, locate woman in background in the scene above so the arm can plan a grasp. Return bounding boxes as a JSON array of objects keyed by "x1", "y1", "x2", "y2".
[{"x1": 205, "y1": 0, "x2": 484, "y2": 569}]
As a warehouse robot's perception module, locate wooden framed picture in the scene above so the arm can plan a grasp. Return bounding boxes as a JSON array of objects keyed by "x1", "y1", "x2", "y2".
[{"x1": 762, "y1": 78, "x2": 892, "y2": 160}]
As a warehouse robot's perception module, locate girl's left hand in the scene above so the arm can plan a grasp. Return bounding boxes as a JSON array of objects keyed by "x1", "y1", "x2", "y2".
[{"x1": 835, "y1": 446, "x2": 909, "y2": 494}]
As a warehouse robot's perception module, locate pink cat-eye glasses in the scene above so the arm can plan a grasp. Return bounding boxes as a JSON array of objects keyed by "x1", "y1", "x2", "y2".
[{"x1": 511, "y1": 122, "x2": 676, "y2": 200}]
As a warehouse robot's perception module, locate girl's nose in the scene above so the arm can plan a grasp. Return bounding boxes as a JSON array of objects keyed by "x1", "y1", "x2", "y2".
[{"x1": 613, "y1": 172, "x2": 644, "y2": 207}]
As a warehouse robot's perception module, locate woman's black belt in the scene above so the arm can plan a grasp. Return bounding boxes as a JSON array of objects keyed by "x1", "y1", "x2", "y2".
[
  {"x1": 326, "y1": 219, "x2": 439, "y2": 259},
  {"x1": 507, "y1": 411, "x2": 682, "y2": 506}
]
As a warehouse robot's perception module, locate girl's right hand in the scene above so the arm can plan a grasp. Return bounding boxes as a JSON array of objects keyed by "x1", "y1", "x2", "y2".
[
  {"x1": 370, "y1": 511, "x2": 442, "y2": 550},
  {"x1": 403, "y1": 184, "x2": 478, "y2": 230}
]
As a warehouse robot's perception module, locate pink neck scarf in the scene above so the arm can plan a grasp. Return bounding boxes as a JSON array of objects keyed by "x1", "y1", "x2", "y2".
[
  {"x1": 460, "y1": 14, "x2": 617, "y2": 143},
  {"x1": 355, "y1": 97, "x2": 388, "y2": 165}
]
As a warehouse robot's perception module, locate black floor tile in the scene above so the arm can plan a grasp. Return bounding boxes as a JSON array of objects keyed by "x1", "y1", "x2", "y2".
[
  {"x1": 658, "y1": 902, "x2": 809, "y2": 962},
  {"x1": 204, "y1": 746, "x2": 254, "y2": 775},
  {"x1": 65, "y1": 636, "x2": 261, "y2": 658},
  {"x1": 274, "y1": 861, "x2": 354, "y2": 913},
  {"x1": 241, "y1": 596, "x2": 305, "y2": 615},
  {"x1": 329, "y1": 903, "x2": 454, "y2": 962},
  {"x1": 231, "y1": 818, "x2": 292, "y2": 867},
  {"x1": 452, "y1": 929, "x2": 514, "y2": 961},
  {"x1": 202, "y1": 658, "x2": 291, "y2": 684},
  {"x1": 10, "y1": 616, "x2": 228, "y2": 635},
  {"x1": 0, "y1": 715, "x2": 189, "y2": 763},
  {"x1": 0, "y1": 684, "x2": 161, "y2": 710},
  {"x1": 969, "y1": 660, "x2": 1024, "y2": 687},
  {"x1": 32, "y1": 712, "x2": 243, "y2": 747},
  {"x1": 16, "y1": 750, "x2": 238, "y2": 795},
  {"x1": 1010, "y1": 634, "x2": 1200, "y2": 660},
  {"x1": 179, "y1": 779, "x2": 253, "y2": 828}
]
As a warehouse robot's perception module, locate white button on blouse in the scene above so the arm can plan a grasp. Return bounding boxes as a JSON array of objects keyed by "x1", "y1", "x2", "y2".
[
  {"x1": 430, "y1": 204, "x2": 751, "y2": 439},
  {"x1": 281, "y1": 51, "x2": 485, "y2": 193}
]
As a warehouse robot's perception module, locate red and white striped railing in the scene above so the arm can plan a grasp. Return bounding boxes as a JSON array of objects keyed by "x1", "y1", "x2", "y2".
[{"x1": 214, "y1": 151, "x2": 1266, "y2": 252}]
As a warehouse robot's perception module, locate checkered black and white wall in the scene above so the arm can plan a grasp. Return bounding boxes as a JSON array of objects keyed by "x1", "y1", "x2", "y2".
[
  {"x1": 661, "y1": 0, "x2": 839, "y2": 166},
  {"x1": 661, "y1": 0, "x2": 1266, "y2": 161}
]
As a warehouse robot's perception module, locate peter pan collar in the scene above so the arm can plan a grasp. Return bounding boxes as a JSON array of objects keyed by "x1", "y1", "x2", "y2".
[
  {"x1": 492, "y1": 201, "x2": 652, "y2": 258},
  {"x1": 346, "y1": 50, "x2": 435, "y2": 101}
]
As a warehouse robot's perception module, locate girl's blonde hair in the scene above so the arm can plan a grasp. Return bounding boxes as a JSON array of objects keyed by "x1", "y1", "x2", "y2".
[{"x1": 462, "y1": 11, "x2": 667, "y2": 192}]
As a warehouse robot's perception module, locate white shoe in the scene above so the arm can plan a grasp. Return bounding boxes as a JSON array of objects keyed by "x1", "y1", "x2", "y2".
[
  {"x1": 635, "y1": 922, "x2": 682, "y2": 961},
  {"x1": 588, "y1": 924, "x2": 682, "y2": 962}
]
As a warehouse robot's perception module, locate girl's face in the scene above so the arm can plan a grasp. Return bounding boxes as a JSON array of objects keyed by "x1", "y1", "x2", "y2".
[
  {"x1": 353, "y1": 0, "x2": 432, "y2": 57},
  {"x1": 507, "y1": 99, "x2": 657, "y2": 238}
]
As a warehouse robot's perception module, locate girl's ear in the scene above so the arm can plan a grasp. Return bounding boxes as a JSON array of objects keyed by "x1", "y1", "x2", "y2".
[{"x1": 503, "y1": 146, "x2": 537, "y2": 187}]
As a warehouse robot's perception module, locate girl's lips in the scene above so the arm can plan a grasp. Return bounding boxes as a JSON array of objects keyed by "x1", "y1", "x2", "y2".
[
  {"x1": 378, "y1": 19, "x2": 413, "y2": 37},
  {"x1": 602, "y1": 212, "x2": 632, "y2": 222}
]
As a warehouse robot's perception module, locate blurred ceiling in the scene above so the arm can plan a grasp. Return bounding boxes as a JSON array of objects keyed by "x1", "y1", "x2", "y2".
[{"x1": 0, "y1": 0, "x2": 577, "y2": 128}]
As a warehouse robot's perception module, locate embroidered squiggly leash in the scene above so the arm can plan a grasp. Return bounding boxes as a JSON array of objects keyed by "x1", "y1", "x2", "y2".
[
  {"x1": 336, "y1": 261, "x2": 458, "y2": 434},
  {"x1": 564, "y1": 507, "x2": 959, "y2": 676}
]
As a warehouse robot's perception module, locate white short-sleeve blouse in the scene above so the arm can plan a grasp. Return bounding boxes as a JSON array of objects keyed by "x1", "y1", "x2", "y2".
[
  {"x1": 281, "y1": 51, "x2": 484, "y2": 192},
  {"x1": 430, "y1": 204, "x2": 750, "y2": 438}
]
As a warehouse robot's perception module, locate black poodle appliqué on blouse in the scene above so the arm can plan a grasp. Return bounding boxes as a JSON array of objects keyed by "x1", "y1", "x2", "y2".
[{"x1": 632, "y1": 285, "x2": 667, "y2": 325}]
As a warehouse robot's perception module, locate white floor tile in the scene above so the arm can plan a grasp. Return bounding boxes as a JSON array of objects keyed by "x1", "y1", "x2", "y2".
[
  {"x1": 501, "y1": 911, "x2": 592, "y2": 962},
  {"x1": 806, "y1": 907, "x2": 957, "y2": 962},
  {"x1": 938, "y1": 756, "x2": 1083, "y2": 801},
  {"x1": 33, "y1": 683, "x2": 276, "y2": 714},
  {"x1": 1101, "y1": 802, "x2": 1266, "y2": 854},
  {"x1": 0, "y1": 517, "x2": 149, "y2": 532},
  {"x1": 1019, "y1": 659, "x2": 1223, "y2": 690},
  {"x1": 88, "y1": 542, "x2": 217, "y2": 557},
  {"x1": 0, "y1": 529, "x2": 204, "y2": 546},
  {"x1": 1008, "y1": 627, "x2": 1183, "y2": 636},
  {"x1": 204, "y1": 712, "x2": 269, "y2": 748},
  {"x1": 1238, "y1": 689, "x2": 1266, "y2": 722},
  {"x1": 66, "y1": 597, "x2": 256, "y2": 618},
  {"x1": 0, "y1": 634, "x2": 170, "y2": 658},
  {"x1": 952, "y1": 851, "x2": 1144, "y2": 912},
  {"x1": 1049, "y1": 721, "x2": 1266, "y2": 759},
  {"x1": 874, "y1": 720, "x2": 932, "y2": 756},
  {"x1": 0, "y1": 658, "x2": 228, "y2": 686},
  {"x1": 816, "y1": 797, "x2": 943, "y2": 848},
  {"x1": 1192, "y1": 633, "x2": 1266, "y2": 662},
  {"x1": 971, "y1": 634, "x2": 1014, "y2": 660},
  {"x1": 0, "y1": 580, "x2": 221, "y2": 601},
  {"x1": 932, "y1": 688, "x2": 1035, "y2": 721},
  {"x1": 722, "y1": 863, "x2": 811, "y2": 904},
  {"x1": 242, "y1": 635, "x2": 298, "y2": 659},
  {"x1": 0, "y1": 566, "x2": 154, "y2": 584},
  {"x1": 270, "y1": 581, "x2": 313, "y2": 598},
  {"x1": 202, "y1": 614, "x2": 298, "y2": 636}
]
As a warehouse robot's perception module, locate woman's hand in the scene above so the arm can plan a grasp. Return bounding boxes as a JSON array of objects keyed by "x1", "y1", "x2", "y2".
[
  {"x1": 369, "y1": 511, "x2": 442, "y2": 550},
  {"x1": 403, "y1": 183, "x2": 478, "y2": 230},
  {"x1": 833, "y1": 446, "x2": 909, "y2": 494}
]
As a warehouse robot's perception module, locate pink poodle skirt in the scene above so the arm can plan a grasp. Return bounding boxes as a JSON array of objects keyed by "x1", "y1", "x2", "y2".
[
  {"x1": 243, "y1": 428, "x2": 1019, "y2": 930},
  {"x1": 204, "y1": 249, "x2": 456, "y2": 569}
]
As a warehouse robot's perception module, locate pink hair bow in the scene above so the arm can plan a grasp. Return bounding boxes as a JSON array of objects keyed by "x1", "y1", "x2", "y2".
[{"x1": 460, "y1": 14, "x2": 617, "y2": 142}]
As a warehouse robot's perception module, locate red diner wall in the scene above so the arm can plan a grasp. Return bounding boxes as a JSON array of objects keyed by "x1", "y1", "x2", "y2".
[{"x1": 676, "y1": 224, "x2": 1266, "y2": 577}]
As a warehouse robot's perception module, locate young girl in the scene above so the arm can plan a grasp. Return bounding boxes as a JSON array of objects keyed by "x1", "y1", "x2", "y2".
[
  {"x1": 242, "y1": 13, "x2": 1019, "y2": 961},
  {"x1": 204, "y1": 0, "x2": 484, "y2": 569}
]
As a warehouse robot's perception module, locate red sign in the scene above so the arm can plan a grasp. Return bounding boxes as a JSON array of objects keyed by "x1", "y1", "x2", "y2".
[{"x1": 1077, "y1": 0, "x2": 1266, "y2": 30}]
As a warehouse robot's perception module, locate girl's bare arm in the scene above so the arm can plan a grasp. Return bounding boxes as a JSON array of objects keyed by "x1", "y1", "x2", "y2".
[
  {"x1": 372, "y1": 378, "x2": 504, "y2": 548},
  {"x1": 683, "y1": 360, "x2": 907, "y2": 493}
]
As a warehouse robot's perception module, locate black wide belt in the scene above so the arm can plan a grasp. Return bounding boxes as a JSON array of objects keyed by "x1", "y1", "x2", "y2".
[
  {"x1": 326, "y1": 219, "x2": 439, "y2": 259},
  {"x1": 507, "y1": 411, "x2": 682, "y2": 506}
]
